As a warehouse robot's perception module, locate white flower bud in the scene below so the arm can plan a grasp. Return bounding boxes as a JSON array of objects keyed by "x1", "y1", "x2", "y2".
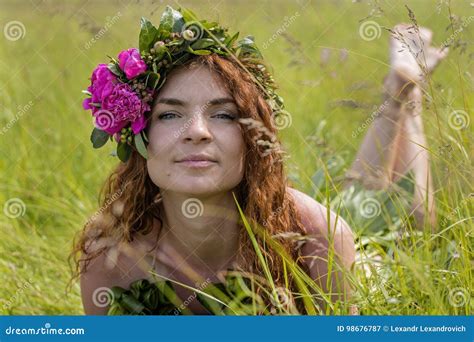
[
  {"x1": 182, "y1": 29, "x2": 195, "y2": 41},
  {"x1": 153, "y1": 41, "x2": 165, "y2": 50}
]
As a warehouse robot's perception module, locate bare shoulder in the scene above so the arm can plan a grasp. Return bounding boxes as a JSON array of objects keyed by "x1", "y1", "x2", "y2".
[
  {"x1": 287, "y1": 186, "x2": 356, "y2": 307},
  {"x1": 286, "y1": 187, "x2": 355, "y2": 270},
  {"x1": 79, "y1": 238, "x2": 150, "y2": 315}
]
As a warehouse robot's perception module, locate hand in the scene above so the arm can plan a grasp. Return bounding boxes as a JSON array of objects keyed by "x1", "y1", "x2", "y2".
[{"x1": 385, "y1": 24, "x2": 448, "y2": 101}]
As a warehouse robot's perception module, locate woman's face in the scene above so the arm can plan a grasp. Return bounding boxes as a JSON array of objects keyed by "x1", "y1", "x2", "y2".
[{"x1": 146, "y1": 64, "x2": 246, "y2": 196}]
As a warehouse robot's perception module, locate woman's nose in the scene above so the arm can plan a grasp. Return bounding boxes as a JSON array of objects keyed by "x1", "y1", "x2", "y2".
[{"x1": 183, "y1": 112, "x2": 213, "y2": 143}]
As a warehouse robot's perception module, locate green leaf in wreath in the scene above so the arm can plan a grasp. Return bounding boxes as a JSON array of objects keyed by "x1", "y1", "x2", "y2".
[
  {"x1": 143, "y1": 287, "x2": 159, "y2": 310},
  {"x1": 139, "y1": 17, "x2": 159, "y2": 53},
  {"x1": 191, "y1": 38, "x2": 216, "y2": 50},
  {"x1": 137, "y1": 279, "x2": 152, "y2": 289},
  {"x1": 120, "y1": 293, "x2": 147, "y2": 314},
  {"x1": 110, "y1": 286, "x2": 127, "y2": 300},
  {"x1": 210, "y1": 48, "x2": 228, "y2": 56},
  {"x1": 142, "y1": 130, "x2": 149, "y2": 143},
  {"x1": 171, "y1": 7, "x2": 185, "y2": 32},
  {"x1": 107, "y1": 63, "x2": 122, "y2": 77},
  {"x1": 193, "y1": 49, "x2": 213, "y2": 55},
  {"x1": 237, "y1": 35, "x2": 262, "y2": 58},
  {"x1": 107, "y1": 302, "x2": 126, "y2": 315},
  {"x1": 155, "y1": 74, "x2": 167, "y2": 91},
  {"x1": 145, "y1": 72, "x2": 161, "y2": 90},
  {"x1": 187, "y1": 46, "x2": 212, "y2": 55},
  {"x1": 224, "y1": 31, "x2": 239, "y2": 48},
  {"x1": 117, "y1": 141, "x2": 132, "y2": 162},
  {"x1": 159, "y1": 6, "x2": 184, "y2": 34},
  {"x1": 134, "y1": 132, "x2": 148, "y2": 159},
  {"x1": 90, "y1": 127, "x2": 109, "y2": 149},
  {"x1": 130, "y1": 285, "x2": 141, "y2": 300}
]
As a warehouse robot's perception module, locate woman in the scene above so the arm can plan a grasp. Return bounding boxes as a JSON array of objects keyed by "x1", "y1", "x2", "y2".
[{"x1": 72, "y1": 7, "x2": 447, "y2": 315}]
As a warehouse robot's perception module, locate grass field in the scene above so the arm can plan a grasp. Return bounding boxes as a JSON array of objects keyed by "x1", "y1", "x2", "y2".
[{"x1": 0, "y1": 0, "x2": 472, "y2": 314}]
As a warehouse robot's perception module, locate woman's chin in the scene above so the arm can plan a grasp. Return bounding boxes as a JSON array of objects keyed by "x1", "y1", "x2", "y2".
[{"x1": 168, "y1": 179, "x2": 225, "y2": 196}]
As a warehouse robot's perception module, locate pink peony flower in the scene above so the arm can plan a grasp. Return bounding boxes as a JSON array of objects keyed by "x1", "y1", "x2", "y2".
[
  {"x1": 83, "y1": 64, "x2": 117, "y2": 113},
  {"x1": 94, "y1": 83, "x2": 150, "y2": 135},
  {"x1": 118, "y1": 48, "x2": 147, "y2": 79}
]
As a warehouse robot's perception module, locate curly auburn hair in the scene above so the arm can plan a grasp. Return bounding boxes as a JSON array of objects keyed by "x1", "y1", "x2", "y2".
[{"x1": 69, "y1": 54, "x2": 310, "y2": 313}]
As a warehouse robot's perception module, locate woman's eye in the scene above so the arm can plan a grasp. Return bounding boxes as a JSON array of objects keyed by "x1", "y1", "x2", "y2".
[
  {"x1": 157, "y1": 112, "x2": 178, "y2": 120},
  {"x1": 213, "y1": 112, "x2": 236, "y2": 120}
]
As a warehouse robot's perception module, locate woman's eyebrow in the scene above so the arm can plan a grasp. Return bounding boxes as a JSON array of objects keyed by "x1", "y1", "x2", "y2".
[
  {"x1": 207, "y1": 97, "x2": 235, "y2": 106},
  {"x1": 155, "y1": 97, "x2": 235, "y2": 106},
  {"x1": 155, "y1": 98, "x2": 185, "y2": 106}
]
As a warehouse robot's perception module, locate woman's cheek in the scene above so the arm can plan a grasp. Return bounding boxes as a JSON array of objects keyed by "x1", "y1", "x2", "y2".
[
  {"x1": 147, "y1": 126, "x2": 176, "y2": 157},
  {"x1": 220, "y1": 129, "x2": 246, "y2": 175},
  {"x1": 146, "y1": 131, "x2": 161, "y2": 158}
]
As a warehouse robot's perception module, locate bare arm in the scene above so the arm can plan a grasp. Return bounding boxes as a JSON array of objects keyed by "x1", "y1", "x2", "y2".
[{"x1": 287, "y1": 187, "x2": 356, "y2": 313}]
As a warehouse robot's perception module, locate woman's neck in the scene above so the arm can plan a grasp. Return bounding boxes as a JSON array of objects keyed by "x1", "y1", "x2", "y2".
[{"x1": 156, "y1": 190, "x2": 241, "y2": 277}]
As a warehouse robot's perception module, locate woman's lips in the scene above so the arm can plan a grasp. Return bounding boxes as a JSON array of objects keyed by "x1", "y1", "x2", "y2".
[
  {"x1": 176, "y1": 160, "x2": 217, "y2": 168},
  {"x1": 175, "y1": 153, "x2": 217, "y2": 168}
]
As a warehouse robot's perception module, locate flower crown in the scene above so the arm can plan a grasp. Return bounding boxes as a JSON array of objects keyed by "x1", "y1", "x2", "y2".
[{"x1": 83, "y1": 6, "x2": 285, "y2": 162}]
